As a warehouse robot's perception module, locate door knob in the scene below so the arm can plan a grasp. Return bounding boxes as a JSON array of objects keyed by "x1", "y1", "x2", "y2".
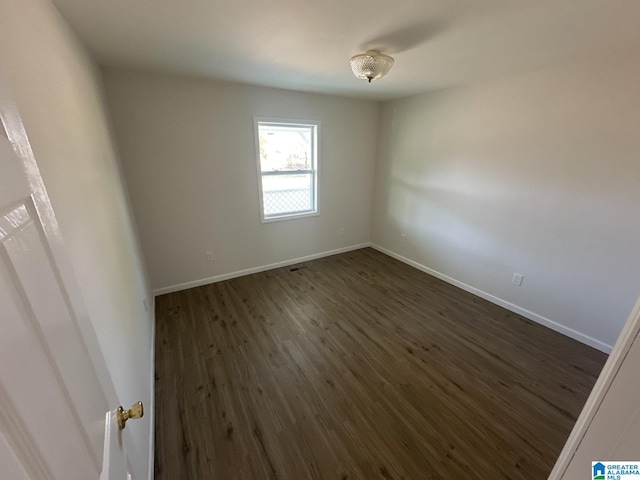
[{"x1": 117, "y1": 401, "x2": 144, "y2": 430}]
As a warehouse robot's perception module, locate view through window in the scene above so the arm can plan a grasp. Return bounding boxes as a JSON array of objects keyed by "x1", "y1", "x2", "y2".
[{"x1": 255, "y1": 119, "x2": 319, "y2": 221}]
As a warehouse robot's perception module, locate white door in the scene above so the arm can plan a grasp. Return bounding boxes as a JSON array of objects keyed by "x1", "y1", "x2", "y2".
[
  {"x1": 0, "y1": 96, "x2": 130, "y2": 477},
  {"x1": 100, "y1": 410, "x2": 130, "y2": 480}
]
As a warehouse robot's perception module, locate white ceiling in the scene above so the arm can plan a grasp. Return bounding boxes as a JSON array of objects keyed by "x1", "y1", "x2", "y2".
[{"x1": 51, "y1": 0, "x2": 640, "y2": 100}]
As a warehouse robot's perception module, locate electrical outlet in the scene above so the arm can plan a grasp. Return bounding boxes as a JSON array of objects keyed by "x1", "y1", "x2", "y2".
[
  {"x1": 206, "y1": 251, "x2": 214, "y2": 262},
  {"x1": 511, "y1": 273, "x2": 524, "y2": 286},
  {"x1": 400, "y1": 233, "x2": 406, "y2": 242},
  {"x1": 339, "y1": 227, "x2": 344, "y2": 237},
  {"x1": 143, "y1": 299, "x2": 148, "y2": 313}
]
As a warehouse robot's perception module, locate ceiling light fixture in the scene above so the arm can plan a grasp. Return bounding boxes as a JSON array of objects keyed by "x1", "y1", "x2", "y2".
[{"x1": 349, "y1": 50, "x2": 395, "y2": 83}]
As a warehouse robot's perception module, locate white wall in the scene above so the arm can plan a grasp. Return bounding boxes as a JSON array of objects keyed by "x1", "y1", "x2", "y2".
[
  {"x1": 372, "y1": 53, "x2": 640, "y2": 351},
  {"x1": 1, "y1": 1, "x2": 153, "y2": 479},
  {"x1": 101, "y1": 67, "x2": 379, "y2": 293}
]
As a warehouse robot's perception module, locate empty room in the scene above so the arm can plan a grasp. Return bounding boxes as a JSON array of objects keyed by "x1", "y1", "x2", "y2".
[{"x1": 2, "y1": 0, "x2": 640, "y2": 479}]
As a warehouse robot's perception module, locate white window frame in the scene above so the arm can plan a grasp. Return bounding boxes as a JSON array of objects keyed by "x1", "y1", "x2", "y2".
[{"x1": 254, "y1": 117, "x2": 320, "y2": 223}]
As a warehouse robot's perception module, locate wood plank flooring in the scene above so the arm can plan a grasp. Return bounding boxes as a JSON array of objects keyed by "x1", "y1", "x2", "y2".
[{"x1": 154, "y1": 248, "x2": 606, "y2": 480}]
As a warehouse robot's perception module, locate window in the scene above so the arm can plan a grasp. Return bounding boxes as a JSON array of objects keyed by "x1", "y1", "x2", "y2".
[{"x1": 254, "y1": 118, "x2": 319, "y2": 222}]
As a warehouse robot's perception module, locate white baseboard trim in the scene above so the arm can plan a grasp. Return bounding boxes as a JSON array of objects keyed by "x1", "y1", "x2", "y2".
[
  {"x1": 370, "y1": 243, "x2": 612, "y2": 354},
  {"x1": 153, "y1": 242, "x2": 612, "y2": 353},
  {"x1": 147, "y1": 296, "x2": 156, "y2": 480},
  {"x1": 153, "y1": 243, "x2": 370, "y2": 296}
]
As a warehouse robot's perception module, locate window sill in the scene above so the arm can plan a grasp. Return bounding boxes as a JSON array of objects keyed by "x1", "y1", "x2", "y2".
[{"x1": 261, "y1": 211, "x2": 319, "y2": 224}]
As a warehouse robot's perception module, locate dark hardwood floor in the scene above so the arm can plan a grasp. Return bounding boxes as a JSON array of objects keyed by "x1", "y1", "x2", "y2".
[{"x1": 154, "y1": 248, "x2": 606, "y2": 479}]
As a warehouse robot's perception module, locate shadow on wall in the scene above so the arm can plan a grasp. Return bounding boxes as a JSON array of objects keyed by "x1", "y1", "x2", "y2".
[{"x1": 385, "y1": 170, "x2": 514, "y2": 265}]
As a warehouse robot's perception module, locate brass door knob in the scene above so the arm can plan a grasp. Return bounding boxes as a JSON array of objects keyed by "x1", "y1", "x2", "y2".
[{"x1": 117, "y1": 401, "x2": 144, "y2": 430}]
